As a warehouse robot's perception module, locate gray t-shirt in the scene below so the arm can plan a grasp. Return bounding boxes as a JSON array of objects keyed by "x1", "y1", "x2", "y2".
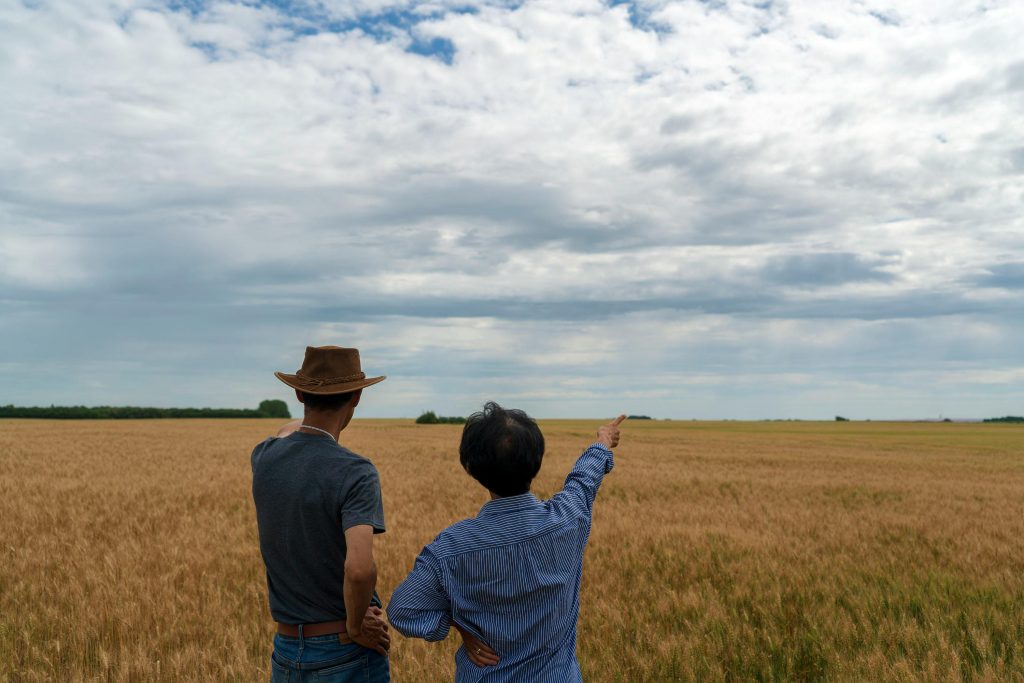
[{"x1": 251, "y1": 431, "x2": 386, "y2": 624}]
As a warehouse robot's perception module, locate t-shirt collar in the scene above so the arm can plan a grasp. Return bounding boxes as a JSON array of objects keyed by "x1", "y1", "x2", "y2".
[
  {"x1": 478, "y1": 492, "x2": 541, "y2": 517},
  {"x1": 287, "y1": 432, "x2": 343, "y2": 449}
]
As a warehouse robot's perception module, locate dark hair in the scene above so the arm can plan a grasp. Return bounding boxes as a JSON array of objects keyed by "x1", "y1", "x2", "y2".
[
  {"x1": 459, "y1": 402, "x2": 545, "y2": 497},
  {"x1": 299, "y1": 391, "x2": 356, "y2": 412}
]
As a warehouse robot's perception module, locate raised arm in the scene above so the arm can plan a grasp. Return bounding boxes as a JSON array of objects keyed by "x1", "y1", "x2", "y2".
[{"x1": 553, "y1": 414, "x2": 625, "y2": 514}]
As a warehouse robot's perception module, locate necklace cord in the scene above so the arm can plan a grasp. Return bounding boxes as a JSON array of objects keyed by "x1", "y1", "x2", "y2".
[{"x1": 299, "y1": 424, "x2": 337, "y2": 441}]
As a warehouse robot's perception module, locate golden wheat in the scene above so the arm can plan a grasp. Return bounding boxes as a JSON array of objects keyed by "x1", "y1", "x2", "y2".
[{"x1": 1, "y1": 418, "x2": 1023, "y2": 682}]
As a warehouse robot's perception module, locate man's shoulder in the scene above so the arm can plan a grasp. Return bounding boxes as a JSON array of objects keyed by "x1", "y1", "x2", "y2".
[
  {"x1": 250, "y1": 436, "x2": 376, "y2": 471},
  {"x1": 427, "y1": 517, "x2": 491, "y2": 559},
  {"x1": 428, "y1": 502, "x2": 586, "y2": 561},
  {"x1": 329, "y1": 444, "x2": 379, "y2": 479},
  {"x1": 301, "y1": 444, "x2": 381, "y2": 495},
  {"x1": 334, "y1": 443, "x2": 374, "y2": 465},
  {"x1": 250, "y1": 436, "x2": 279, "y2": 464}
]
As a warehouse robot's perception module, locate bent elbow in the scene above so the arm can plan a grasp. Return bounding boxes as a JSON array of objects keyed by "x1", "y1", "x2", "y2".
[
  {"x1": 384, "y1": 606, "x2": 419, "y2": 638},
  {"x1": 385, "y1": 606, "x2": 412, "y2": 636},
  {"x1": 344, "y1": 560, "x2": 376, "y2": 585},
  {"x1": 385, "y1": 606, "x2": 448, "y2": 641}
]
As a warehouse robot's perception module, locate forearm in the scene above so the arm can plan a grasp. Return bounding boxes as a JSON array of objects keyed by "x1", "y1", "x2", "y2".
[
  {"x1": 578, "y1": 442, "x2": 615, "y2": 478},
  {"x1": 558, "y1": 443, "x2": 614, "y2": 512},
  {"x1": 343, "y1": 565, "x2": 377, "y2": 636}
]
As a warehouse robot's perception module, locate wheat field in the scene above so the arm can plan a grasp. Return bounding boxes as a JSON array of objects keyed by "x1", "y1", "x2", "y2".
[{"x1": 1, "y1": 418, "x2": 1023, "y2": 682}]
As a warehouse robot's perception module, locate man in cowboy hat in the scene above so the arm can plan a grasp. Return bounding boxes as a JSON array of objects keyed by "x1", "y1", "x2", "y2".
[{"x1": 251, "y1": 346, "x2": 391, "y2": 682}]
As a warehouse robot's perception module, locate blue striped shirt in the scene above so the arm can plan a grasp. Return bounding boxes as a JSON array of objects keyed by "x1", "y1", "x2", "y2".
[{"x1": 387, "y1": 443, "x2": 614, "y2": 682}]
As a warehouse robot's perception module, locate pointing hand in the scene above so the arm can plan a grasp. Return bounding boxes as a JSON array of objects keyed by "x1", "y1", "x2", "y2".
[{"x1": 597, "y1": 414, "x2": 626, "y2": 449}]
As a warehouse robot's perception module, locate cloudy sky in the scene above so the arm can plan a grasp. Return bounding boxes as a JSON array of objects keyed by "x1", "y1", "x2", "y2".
[{"x1": 1, "y1": 0, "x2": 1022, "y2": 419}]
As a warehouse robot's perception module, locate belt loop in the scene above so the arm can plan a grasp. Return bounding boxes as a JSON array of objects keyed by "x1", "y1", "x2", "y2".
[{"x1": 297, "y1": 623, "x2": 304, "y2": 647}]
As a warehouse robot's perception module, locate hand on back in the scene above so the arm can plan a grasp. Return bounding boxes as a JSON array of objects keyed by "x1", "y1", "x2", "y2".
[
  {"x1": 597, "y1": 414, "x2": 626, "y2": 449},
  {"x1": 454, "y1": 623, "x2": 500, "y2": 667},
  {"x1": 352, "y1": 606, "x2": 390, "y2": 656}
]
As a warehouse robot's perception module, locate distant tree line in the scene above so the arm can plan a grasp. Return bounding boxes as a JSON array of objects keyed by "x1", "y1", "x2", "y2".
[
  {"x1": 627, "y1": 415, "x2": 652, "y2": 420},
  {"x1": 0, "y1": 399, "x2": 290, "y2": 419},
  {"x1": 983, "y1": 416, "x2": 1024, "y2": 423},
  {"x1": 415, "y1": 411, "x2": 466, "y2": 424}
]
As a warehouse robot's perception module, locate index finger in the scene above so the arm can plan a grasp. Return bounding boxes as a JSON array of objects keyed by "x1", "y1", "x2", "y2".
[{"x1": 610, "y1": 414, "x2": 626, "y2": 427}]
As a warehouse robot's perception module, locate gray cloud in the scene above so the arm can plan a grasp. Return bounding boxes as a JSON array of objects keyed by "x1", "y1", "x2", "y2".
[
  {"x1": 1008, "y1": 148, "x2": 1024, "y2": 173},
  {"x1": 974, "y1": 263, "x2": 1024, "y2": 290},
  {"x1": 761, "y1": 253, "x2": 896, "y2": 287},
  {"x1": 2, "y1": 0, "x2": 1023, "y2": 418},
  {"x1": 867, "y1": 9, "x2": 901, "y2": 27},
  {"x1": 659, "y1": 114, "x2": 697, "y2": 135},
  {"x1": 1007, "y1": 61, "x2": 1024, "y2": 91}
]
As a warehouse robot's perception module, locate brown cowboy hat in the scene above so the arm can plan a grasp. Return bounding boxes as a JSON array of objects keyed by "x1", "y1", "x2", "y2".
[{"x1": 275, "y1": 346, "x2": 386, "y2": 395}]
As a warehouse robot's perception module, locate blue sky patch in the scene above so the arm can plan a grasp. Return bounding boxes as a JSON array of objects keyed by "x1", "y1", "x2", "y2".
[
  {"x1": 407, "y1": 35, "x2": 457, "y2": 64},
  {"x1": 238, "y1": 1, "x2": 464, "y2": 62},
  {"x1": 609, "y1": 0, "x2": 673, "y2": 35}
]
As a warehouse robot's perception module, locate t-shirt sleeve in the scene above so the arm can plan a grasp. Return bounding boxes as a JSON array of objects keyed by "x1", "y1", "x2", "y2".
[
  {"x1": 250, "y1": 437, "x2": 276, "y2": 471},
  {"x1": 340, "y1": 462, "x2": 386, "y2": 534}
]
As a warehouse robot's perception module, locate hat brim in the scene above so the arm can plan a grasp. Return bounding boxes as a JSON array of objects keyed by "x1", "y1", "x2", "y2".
[{"x1": 274, "y1": 372, "x2": 386, "y2": 395}]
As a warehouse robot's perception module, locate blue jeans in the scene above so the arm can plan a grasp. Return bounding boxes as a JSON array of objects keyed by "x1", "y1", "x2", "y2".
[{"x1": 269, "y1": 631, "x2": 390, "y2": 683}]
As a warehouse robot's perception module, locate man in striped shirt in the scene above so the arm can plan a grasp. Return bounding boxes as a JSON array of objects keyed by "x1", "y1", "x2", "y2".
[{"x1": 387, "y1": 402, "x2": 625, "y2": 681}]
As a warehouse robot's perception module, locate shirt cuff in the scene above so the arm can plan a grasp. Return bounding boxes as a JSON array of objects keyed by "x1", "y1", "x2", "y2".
[{"x1": 586, "y1": 442, "x2": 615, "y2": 473}]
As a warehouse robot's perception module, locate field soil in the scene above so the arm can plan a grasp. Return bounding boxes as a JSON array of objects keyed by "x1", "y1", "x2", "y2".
[{"x1": 1, "y1": 418, "x2": 1022, "y2": 682}]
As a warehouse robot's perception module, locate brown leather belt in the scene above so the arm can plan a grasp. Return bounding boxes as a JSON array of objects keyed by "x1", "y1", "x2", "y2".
[{"x1": 276, "y1": 620, "x2": 353, "y2": 643}]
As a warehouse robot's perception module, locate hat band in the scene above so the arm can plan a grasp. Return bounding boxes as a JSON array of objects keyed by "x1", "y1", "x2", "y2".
[{"x1": 293, "y1": 371, "x2": 366, "y2": 387}]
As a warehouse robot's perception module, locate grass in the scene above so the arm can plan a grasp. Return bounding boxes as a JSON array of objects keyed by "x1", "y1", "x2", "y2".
[{"x1": 1, "y1": 418, "x2": 1022, "y2": 681}]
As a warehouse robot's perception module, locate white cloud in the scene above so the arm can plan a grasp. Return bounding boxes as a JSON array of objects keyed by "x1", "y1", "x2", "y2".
[{"x1": 1, "y1": 0, "x2": 1022, "y2": 417}]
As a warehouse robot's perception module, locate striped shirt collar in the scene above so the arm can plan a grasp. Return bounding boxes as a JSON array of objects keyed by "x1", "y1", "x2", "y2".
[{"x1": 478, "y1": 492, "x2": 542, "y2": 517}]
